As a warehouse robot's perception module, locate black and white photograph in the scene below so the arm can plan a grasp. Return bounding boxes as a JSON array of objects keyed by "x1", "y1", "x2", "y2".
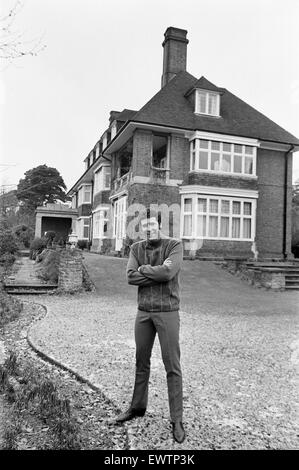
[{"x1": 0, "y1": 0, "x2": 298, "y2": 457}]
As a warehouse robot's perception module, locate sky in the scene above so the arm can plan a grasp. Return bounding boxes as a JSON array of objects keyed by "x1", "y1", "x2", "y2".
[{"x1": 1, "y1": 0, "x2": 299, "y2": 193}]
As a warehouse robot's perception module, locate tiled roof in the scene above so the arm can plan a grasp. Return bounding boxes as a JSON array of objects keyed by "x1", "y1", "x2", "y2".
[
  {"x1": 132, "y1": 72, "x2": 299, "y2": 146},
  {"x1": 116, "y1": 109, "x2": 137, "y2": 122},
  {"x1": 187, "y1": 76, "x2": 223, "y2": 94}
]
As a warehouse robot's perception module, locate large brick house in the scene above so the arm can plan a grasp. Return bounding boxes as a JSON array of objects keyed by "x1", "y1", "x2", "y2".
[{"x1": 67, "y1": 26, "x2": 299, "y2": 259}]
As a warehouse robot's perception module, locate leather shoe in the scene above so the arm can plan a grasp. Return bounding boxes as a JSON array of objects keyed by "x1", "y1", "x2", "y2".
[
  {"x1": 172, "y1": 421, "x2": 185, "y2": 443},
  {"x1": 115, "y1": 408, "x2": 146, "y2": 424}
]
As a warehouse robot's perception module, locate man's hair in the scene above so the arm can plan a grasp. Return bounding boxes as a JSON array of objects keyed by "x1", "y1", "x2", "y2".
[{"x1": 138, "y1": 208, "x2": 161, "y2": 226}]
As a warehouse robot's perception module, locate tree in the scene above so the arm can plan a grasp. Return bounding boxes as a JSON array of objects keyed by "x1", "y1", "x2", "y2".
[
  {"x1": 16, "y1": 164, "x2": 67, "y2": 210},
  {"x1": 293, "y1": 179, "x2": 299, "y2": 207},
  {"x1": 0, "y1": 188, "x2": 18, "y2": 217},
  {"x1": 0, "y1": 1, "x2": 45, "y2": 62}
]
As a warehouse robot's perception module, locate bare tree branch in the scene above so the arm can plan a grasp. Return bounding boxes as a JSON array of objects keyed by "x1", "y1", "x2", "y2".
[{"x1": 0, "y1": 1, "x2": 46, "y2": 62}]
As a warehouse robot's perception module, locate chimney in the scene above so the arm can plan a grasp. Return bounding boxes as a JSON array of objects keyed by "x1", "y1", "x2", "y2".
[{"x1": 161, "y1": 27, "x2": 189, "y2": 88}]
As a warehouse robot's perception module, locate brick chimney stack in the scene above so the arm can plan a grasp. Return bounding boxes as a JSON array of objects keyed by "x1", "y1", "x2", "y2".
[{"x1": 161, "y1": 27, "x2": 189, "y2": 88}]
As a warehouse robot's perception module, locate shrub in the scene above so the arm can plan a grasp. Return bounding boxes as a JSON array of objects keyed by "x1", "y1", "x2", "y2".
[
  {"x1": 29, "y1": 237, "x2": 47, "y2": 260},
  {"x1": 35, "y1": 248, "x2": 48, "y2": 263},
  {"x1": 0, "y1": 354, "x2": 82, "y2": 450},
  {"x1": 0, "y1": 253, "x2": 16, "y2": 267},
  {"x1": 77, "y1": 239, "x2": 88, "y2": 250},
  {"x1": 45, "y1": 231, "x2": 56, "y2": 242},
  {"x1": 0, "y1": 289, "x2": 23, "y2": 328},
  {"x1": 36, "y1": 249, "x2": 60, "y2": 284},
  {"x1": 57, "y1": 237, "x2": 66, "y2": 247},
  {"x1": 0, "y1": 228, "x2": 19, "y2": 257},
  {"x1": 12, "y1": 225, "x2": 34, "y2": 249}
]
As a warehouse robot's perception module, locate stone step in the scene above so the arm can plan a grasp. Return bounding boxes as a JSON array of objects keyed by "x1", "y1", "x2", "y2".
[
  {"x1": 285, "y1": 285, "x2": 299, "y2": 290},
  {"x1": 4, "y1": 283, "x2": 58, "y2": 295},
  {"x1": 247, "y1": 268, "x2": 299, "y2": 274},
  {"x1": 19, "y1": 250, "x2": 30, "y2": 257},
  {"x1": 245, "y1": 264, "x2": 299, "y2": 269}
]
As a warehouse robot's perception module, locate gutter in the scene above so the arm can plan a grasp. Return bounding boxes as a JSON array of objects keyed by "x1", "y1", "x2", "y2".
[{"x1": 283, "y1": 145, "x2": 295, "y2": 259}]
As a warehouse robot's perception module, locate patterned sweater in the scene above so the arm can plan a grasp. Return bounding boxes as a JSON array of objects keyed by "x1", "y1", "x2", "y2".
[{"x1": 126, "y1": 235, "x2": 183, "y2": 312}]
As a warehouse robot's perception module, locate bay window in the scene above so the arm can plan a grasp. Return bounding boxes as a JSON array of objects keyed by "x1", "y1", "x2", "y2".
[
  {"x1": 83, "y1": 219, "x2": 90, "y2": 238},
  {"x1": 93, "y1": 208, "x2": 109, "y2": 238},
  {"x1": 190, "y1": 139, "x2": 256, "y2": 176},
  {"x1": 181, "y1": 195, "x2": 255, "y2": 240},
  {"x1": 78, "y1": 218, "x2": 90, "y2": 239},
  {"x1": 78, "y1": 185, "x2": 92, "y2": 205},
  {"x1": 94, "y1": 165, "x2": 111, "y2": 194}
]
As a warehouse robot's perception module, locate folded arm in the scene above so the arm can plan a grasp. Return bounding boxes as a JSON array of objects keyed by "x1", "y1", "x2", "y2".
[
  {"x1": 126, "y1": 247, "x2": 157, "y2": 286},
  {"x1": 138, "y1": 240, "x2": 183, "y2": 282}
]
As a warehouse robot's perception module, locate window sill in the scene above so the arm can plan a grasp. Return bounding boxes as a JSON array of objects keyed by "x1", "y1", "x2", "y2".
[
  {"x1": 93, "y1": 188, "x2": 110, "y2": 196},
  {"x1": 188, "y1": 170, "x2": 257, "y2": 179},
  {"x1": 151, "y1": 166, "x2": 169, "y2": 171},
  {"x1": 194, "y1": 113, "x2": 222, "y2": 118},
  {"x1": 181, "y1": 236, "x2": 254, "y2": 242}
]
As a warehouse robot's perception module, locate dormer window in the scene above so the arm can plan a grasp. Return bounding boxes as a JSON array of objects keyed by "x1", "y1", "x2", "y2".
[{"x1": 195, "y1": 90, "x2": 220, "y2": 116}]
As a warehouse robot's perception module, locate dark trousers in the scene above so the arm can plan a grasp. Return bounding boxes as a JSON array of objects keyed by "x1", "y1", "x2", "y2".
[{"x1": 130, "y1": 309, "x2": 183, "y2": 422}]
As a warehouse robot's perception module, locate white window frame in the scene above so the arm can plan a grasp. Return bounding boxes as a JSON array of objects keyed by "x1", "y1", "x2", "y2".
[
  {"x1": 113, "y1": 196, "x2": 127, "y2": 240},
  {"x1": 78, "y1": 217, "x2": 90, "y2": 240},
  {"x1": 95, "y1": 143, "x2": 100, "y2": 159},
  {"x1": 94, "y1": 165, "x2": 111, "y2": 195},
  {"x1": 92, "y1": 207, "x2": 110, "y2": 239},
  {"x1": 195, "y1": 89, "x2": 220, "y2": 117},
  {"x1": 189, "y1": 138, "x2": 257, "y2": 177},
  {"x1": 71, "y1": 194, "x2": 77, "y2": 209},
  {"x1": 110, "y1": 121, "x2": 117, "y2": 140},
  {"x1": 78, "y1": 184, "x2": 92, "y2": 205},
  {"x1": 102, "y1": 133, "x2": 108, "y2": 150},
  {"x1": 180, "y1": 193, "x2": 256, "y2": 241}
]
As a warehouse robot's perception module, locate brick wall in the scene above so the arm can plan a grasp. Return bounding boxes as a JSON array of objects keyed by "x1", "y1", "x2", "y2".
[
  {"x1": 255, "y1": 148, "x2": 290, "y2": 257},
  {"x1": 185, "y1": 172, "x2": 258, "y2": 190},
  {"x1": 192, "y1": 239, "x2": 252, "y2": 258},
  {"x1": 132, "y1": 130, "x2": 152, "y2": 177},
  {"x1": 285, "y1": 152, "x2": 293, "y2": 257},
  {"x1": 169, "y1": 135, "x2": 189, "y2": 180},
  {"x1": 127, "y1": 183, "x2": 181, "y2": 239},
  {"x1": 58, "y1": 248, "x2": 83, "y2": 291},
  {"x1": 128, "y1": 182, "x2": 180, "y2": 207},
  {"x1": 78, "y1": 204, "x2": 92, "y2": 217},
  {"x1": 93, "y1": 190, "x2": 110, "y2": 207}
]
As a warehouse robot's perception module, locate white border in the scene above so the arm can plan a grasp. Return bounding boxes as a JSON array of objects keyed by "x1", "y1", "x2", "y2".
[
  {"x1": 180, "y1": 185, "x2": 258, "y2": 199},
  {"x1": 190, "y1": 131, "x2": 260, "y2": 147},
  {"x1": 180, "y1": 193, "x2": 257, "y2": 241}
]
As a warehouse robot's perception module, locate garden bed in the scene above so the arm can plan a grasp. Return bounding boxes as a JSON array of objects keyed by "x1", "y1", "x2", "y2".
[{"x1": 0, "y1": 300, "x2": 127, "y2": 450}]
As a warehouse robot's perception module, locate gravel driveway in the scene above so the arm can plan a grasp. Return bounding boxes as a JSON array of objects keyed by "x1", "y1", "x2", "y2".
[{"x1": 27, "y1": 254, "x2": 299, "y2": 450}]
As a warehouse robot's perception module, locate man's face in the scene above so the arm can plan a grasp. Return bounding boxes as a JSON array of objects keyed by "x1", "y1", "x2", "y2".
[{"x1": 140, "y1": 217, "x2": 159, "y2": 240}]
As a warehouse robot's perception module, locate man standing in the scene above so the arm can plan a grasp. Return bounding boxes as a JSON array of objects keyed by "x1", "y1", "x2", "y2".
[{"x1": 115, "y1": 209, "x2": 185, "y2": 444}]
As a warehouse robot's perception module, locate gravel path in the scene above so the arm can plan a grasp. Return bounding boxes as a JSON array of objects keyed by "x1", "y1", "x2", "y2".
[{"x1": 25, "y1": 255, "x2": 299, "y2": 450}]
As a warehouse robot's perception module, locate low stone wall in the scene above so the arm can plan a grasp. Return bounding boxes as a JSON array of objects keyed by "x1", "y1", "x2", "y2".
[
  {"x1": 221, "y1": 261, "x2": 286, "y2": 290},
  {"x1": 258, "y1": 271, "x2": 285, "y2": 290},
  {"x1": 58, "y1": 248, "x2": 83, "y2": 292}
]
